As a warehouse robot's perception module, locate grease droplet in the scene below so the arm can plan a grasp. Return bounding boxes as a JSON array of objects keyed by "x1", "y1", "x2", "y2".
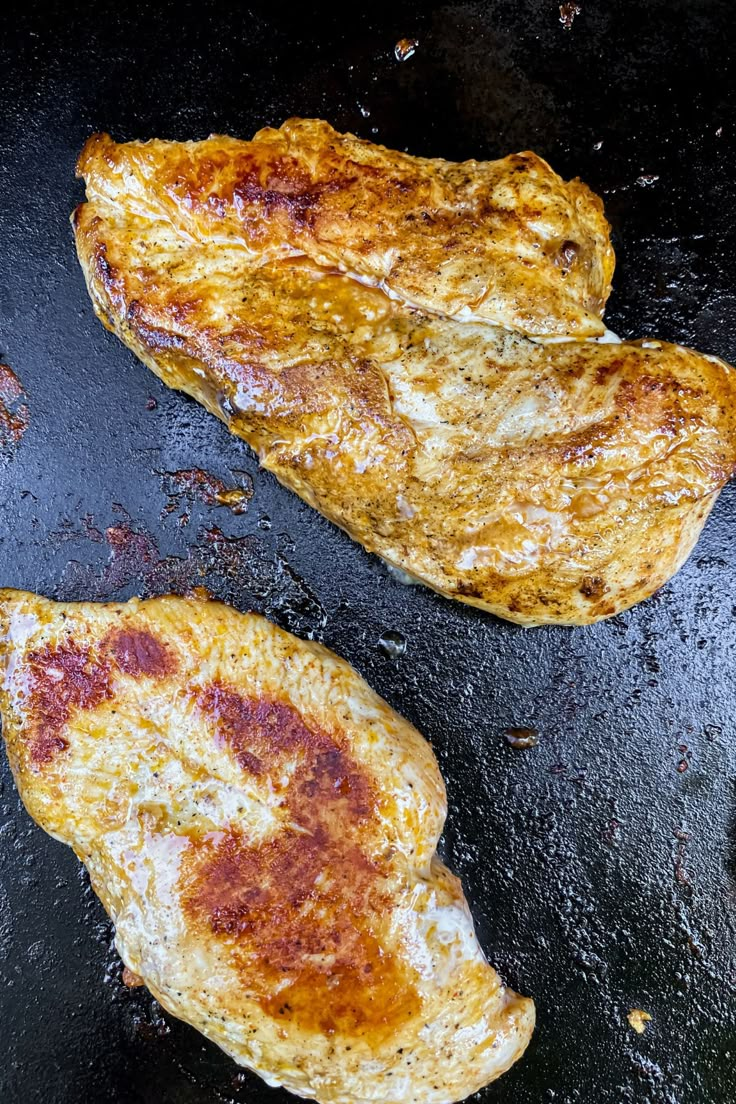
[
  {"x1": 378, "y1": 631, "x2": 407, "y2": 659},
  {"x1": 394, "y1": 37, "x2": 418, "y2": 61},
  {"x1": 504, "y1": 727, "x2": 539, "y2": 750}
]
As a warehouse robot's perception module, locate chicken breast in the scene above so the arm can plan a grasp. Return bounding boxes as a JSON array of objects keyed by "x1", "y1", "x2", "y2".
[
  {"x1": 73, "y1": 123, "x2": 736, "y2": 626},
  {"x1": 78, "y1": 120, "x2": 614, "y2": 338},
  {"x1": 0, "y1": 589, "x2": 534, "y2": 1104}
]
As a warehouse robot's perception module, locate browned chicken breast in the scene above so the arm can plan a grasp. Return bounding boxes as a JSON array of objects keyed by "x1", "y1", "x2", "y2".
[
  {"x1": 78, "y1": 120, "x2": 614, "y2": 338},
  {"x1": 0, "y1": 590, "x2": 534, "y2": 1104},
  {"x1": 73, "y1": 122, "x2": 736, "y2": 626}
]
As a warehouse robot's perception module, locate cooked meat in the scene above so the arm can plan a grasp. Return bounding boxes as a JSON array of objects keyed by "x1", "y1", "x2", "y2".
[
  {"x1": 77, "y1": 120, "x2": 614, "y2": 338},
  {"x1": 73, "y1": 122, "x2": 736, "y2": 626},
  {"x1": 0, "y1": 589, "x2": 534, "y2": 1104}
]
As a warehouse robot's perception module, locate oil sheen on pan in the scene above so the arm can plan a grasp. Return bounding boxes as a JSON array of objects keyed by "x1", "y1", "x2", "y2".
[
  {"x1": 0, "y1": 589, "x2": 534, "y2": 1104},
  {"x1": 72, "y1": 119, "x2": 736, "y2": 626}
]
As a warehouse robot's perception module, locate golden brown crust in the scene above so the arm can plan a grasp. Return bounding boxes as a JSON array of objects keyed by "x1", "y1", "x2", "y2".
[
  {"x1": 0, "y1": 590, "x2": 534, "y2": 1102},
  {"x1": 180, "y1": 683, "x2": 419, "y2": 1041}
]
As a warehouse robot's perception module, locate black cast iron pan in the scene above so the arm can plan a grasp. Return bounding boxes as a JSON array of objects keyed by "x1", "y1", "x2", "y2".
[{"x1": 1, "y1": 1, "x2": 735, "y2": 1101}]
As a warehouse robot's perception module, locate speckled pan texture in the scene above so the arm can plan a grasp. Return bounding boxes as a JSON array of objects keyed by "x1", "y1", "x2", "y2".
[{"x1": 1, "y1": 2, "x2": 736, "y2": 1104}]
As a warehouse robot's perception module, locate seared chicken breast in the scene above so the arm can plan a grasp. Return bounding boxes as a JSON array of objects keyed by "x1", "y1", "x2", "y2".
[
  {"x1": 0, "y1": 590, "x2": 534, "y2": 1103},
  {"x1": 78, "y1": 120, "x2": 614, "y2": 338},
  {"x1": 73, "y1": 122, "x2": 736, "y2": 626}
]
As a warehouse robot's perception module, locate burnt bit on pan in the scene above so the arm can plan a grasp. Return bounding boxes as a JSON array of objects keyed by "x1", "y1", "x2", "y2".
[
  {"x1": 559, "y1": 2, "x2": 581, "y2": 31},
  {"x1": 158, "y1": 468, "x2": 254, "y2": 526},
  {"x1": 0, "y1": 365, "x2": 29, "y2": 455},
  {"x1": 394, "y1": 38, "x2": 419, "y2": 62},
  {"x1": 57, "y1": 515, "x2": 326, "y2": 638}
]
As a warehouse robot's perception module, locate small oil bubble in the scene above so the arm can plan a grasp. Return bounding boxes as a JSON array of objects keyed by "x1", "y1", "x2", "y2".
[
  {"x1": 378, "y1": 630, "x2": 407, "y2": 659},
  {"x1": 359, "y1": 104, "x2": 371, "y2": 118},
  {"x1": 504, "y1": 726, "x2": 539, "y2": 750},
  {"x1": 394, "y1": 37, "x2": 418, "y2": 61}
]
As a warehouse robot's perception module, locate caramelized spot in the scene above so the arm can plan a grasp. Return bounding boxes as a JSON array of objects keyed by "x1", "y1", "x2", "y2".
[
  {"x1": 455, "y1": 581, "x2": 483, "y2": 599},
  {"x1": 25, "y1": 640, "x2": 113, "y2": 766},
  {"x1": 580, "y1": 575, "x2": 606, "y2": 599},
  {"x1": 595, "y1": 358, "x2": 621, "y2": 386},
  {"x1": 175, "y1": 149, "x2": 344, "y2": 234},
  {"x1": 108, "y1": 629, "x2": 176, "y2": 678},
  {"x1": 196, "y1": 684, "x2": 373, "y2": 811},
  {"x1": 614, "y1": 374, "x2": 684, "y2": 426},
  {"x1": 181, "y1": 685, "x2": 419, "y2": 1038}
]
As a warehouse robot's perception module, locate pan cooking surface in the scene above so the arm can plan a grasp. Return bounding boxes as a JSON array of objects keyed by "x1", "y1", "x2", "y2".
[{"x1": 1, "y1": 2, "x2": 735, "y2": 1101}]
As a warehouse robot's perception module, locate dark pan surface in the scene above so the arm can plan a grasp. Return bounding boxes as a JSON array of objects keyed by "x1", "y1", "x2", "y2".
[{"x1": 1, "y1": 2, "x2": 736, "y2": 1101}]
